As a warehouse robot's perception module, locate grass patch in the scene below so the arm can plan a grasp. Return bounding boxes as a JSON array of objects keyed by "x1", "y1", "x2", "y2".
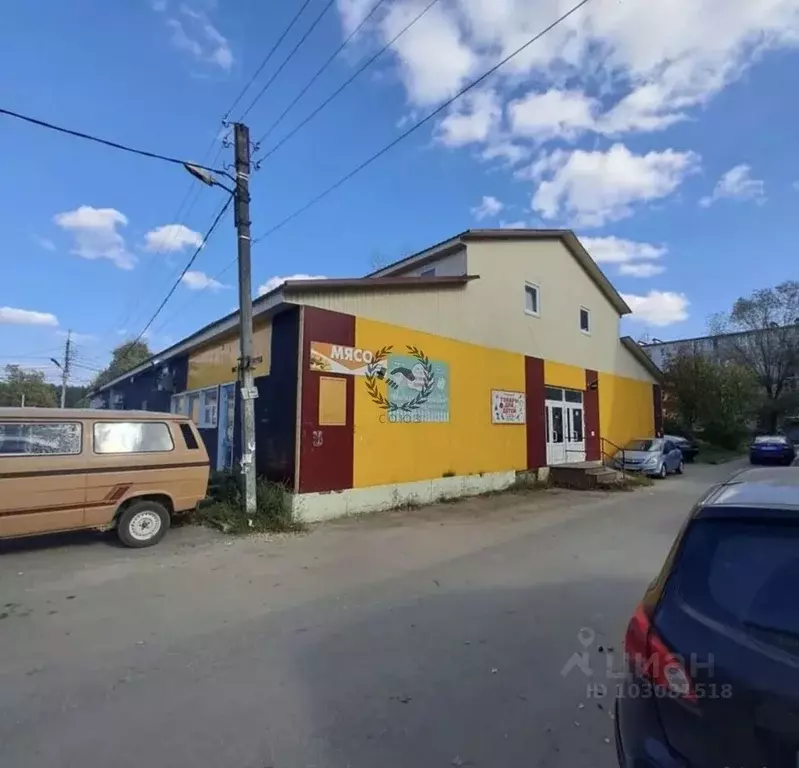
[{"x1": 194, "y1": 475, "x2": 305, "y2": 535}]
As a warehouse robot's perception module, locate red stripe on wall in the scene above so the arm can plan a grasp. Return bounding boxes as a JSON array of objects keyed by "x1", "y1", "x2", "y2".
[
  {"x1": 653, "y1": 385, "x2": 664, "y2": 437},
  {"x1": 297, "y1": 307, "x2": 355, "y2": 494},
  {"x1": 525, "y1": 356, "x2": 546, "y2": 469},
  {"x1": 584, "y1": 369, "x2": 601, "y2": 461}
]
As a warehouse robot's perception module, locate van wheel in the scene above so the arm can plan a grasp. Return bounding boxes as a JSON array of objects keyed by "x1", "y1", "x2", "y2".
[{"x1": 117, "y1": 500, "x2": 170, "y2": 548}]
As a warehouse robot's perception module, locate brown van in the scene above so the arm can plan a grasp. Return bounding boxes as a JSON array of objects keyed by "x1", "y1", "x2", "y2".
[{"x1": 0, "y1": 408, "x2": 209, "y2": 548}]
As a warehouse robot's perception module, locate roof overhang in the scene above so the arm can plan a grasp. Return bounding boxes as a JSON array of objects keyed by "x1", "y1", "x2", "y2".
[{"x1": 92, "y1": 275, "x2": 477, "y2": 395}]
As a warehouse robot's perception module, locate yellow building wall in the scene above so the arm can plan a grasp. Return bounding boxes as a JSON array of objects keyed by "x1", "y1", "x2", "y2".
[
  {"x1": 187, "y1": 321, "x2": 272, "y2": 389},
  {"x1": 544, "y1": 360, "x2": 585, "y2": 391},
  {"x1": 598, "y1": 372, "x2": 655, "y2": 451},
  {"x1": 353, "y1": 318, "x2": 527, "y2": 487}
]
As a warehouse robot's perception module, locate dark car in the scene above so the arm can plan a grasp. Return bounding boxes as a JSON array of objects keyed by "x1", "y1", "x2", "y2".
[
  {"x1": 750, "y1": 435, "x2": 796, "y2": 466},
  {"x1": 665, "y1": 434, "x2": 699, "y2": 463},
  {"x1": 615, "y1": 467, "x2": 799, "y2": 768}
]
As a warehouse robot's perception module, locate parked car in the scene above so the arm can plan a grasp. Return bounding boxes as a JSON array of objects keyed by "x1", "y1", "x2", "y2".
[
  {"x1": 0, "y1": 408, "x2": 210, "y2": 548},
  {"x1": 749, "y1": 435, "x2": 796, "y2": 466},
  {"x1": 615, "y1": 467, "x2": 799, "y2": 768},
  {"x1": 664, "y1": 434, "x2": 699, "y2": 463},
  {"x1": 613, "y1": 438, "x2": 684, "y2": 478}
]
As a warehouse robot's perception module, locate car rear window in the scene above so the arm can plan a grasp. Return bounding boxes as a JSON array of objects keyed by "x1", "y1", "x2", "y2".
[
  {"x1": 675, "y1": 520, "x2": 799, "y2": 655},
  {"x1": 179, "y1": 422, "x2": 199, "y2": 450},
  {"x1": 754, "y1": 436, "x2": 788, "y2": 445}
]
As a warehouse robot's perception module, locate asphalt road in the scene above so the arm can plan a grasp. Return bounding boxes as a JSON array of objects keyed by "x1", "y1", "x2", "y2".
[{"x1": 0, "y1": 462, "x2": 743, "y2": 768}]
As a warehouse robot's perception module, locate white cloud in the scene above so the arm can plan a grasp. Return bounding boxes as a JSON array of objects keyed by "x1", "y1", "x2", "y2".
[
  {"x1": 338, "y1": 0, "x2": 799, "y2": 180},
  {"x1": 499, "y1": 219, "x2": 528, "y2": 229},
  {"x1": 33, "y1": 235, "x2": 56, "y2": 252},
  {"x1": 181, "y1": 270, "x2": 228, "y2": 291},
  {"x1": 532, "y1": 144, "x2": 700, "y2": 227},
  {"x1": 167, "y1": 6, "x2": 232, "y2": 70},
  {"x1": 479, "y1": 141, "x2": 530, "y2": 166},
  {"x1": 0, "y1": 307, "x2": 59, "y2": 327},
  {"x1": 380, "y1": 1, "x2": 479, "y2": 106},
  {"x1": 622, "y1": 290, "x2": 689, "y2": 326},
  {"x1": 581, "y1": 235, "x2": 667, "y2": 264},
  {"x1": 437, "y1": 89, "x2": 500, "y2": 146},
  {"x1": 471, "y1": 195, "x2": 504, "y2": 220},
  {"x1": 53, "y1": 206, "x2": 135, "y2": 270},
  {"x1": 618, "y1": 262, "x2": 666, "y2": 278},
  {"x1": 508, "y1": 89, "x2": 598, "y2": 142},
  {"x1": 699, "y1": 164, "x2": 766, "y2": 207},
  {"x1": 258, "y1": 274, "x2": 328, "y2": 296},
  {"x1": 144, "y1": 224, "x2": 204, "y2": 252}
]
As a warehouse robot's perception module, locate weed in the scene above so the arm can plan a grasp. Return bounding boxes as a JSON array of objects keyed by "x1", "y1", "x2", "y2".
[{"x1": 194, "y1": 477, "x2": 305, "y2": 535}]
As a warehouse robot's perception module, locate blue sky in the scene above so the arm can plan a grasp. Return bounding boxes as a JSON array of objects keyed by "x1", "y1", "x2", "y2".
[{"x1": 2, "y1": 0, "x2": 799, "y2": 383}]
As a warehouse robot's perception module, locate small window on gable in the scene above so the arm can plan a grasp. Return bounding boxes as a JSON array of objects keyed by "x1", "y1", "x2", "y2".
[
  {"x1": 525, "y1": 282, "x2": 540, "y2": 316},
  {"x1": 420, "y1": 268, "x2": 436, "y2": 277},
  {"x1": 580, "y1": 307, "x2": 591, "y2": 334}
]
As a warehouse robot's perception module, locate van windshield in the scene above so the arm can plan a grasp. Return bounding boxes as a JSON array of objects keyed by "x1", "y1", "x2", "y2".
[{"x1": 675, "y1": 519, "x2": 799, "y2": 655}]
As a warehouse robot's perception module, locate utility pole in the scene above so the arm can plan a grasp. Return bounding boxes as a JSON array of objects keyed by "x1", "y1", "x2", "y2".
[
  {"x1": 50, "y1": 330, "x2": 72, "y2": 408},
  {"x1": 233, "y1": 123, "x2": 257, "y2": 521}
]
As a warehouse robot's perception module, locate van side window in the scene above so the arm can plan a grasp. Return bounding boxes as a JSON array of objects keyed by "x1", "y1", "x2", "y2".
[
  {"x1": 93, "y1": 422, "x2": 174, "y2": 454},
  {"x1": 0, "y1": 422, "x2": 82, "y2": 456},
  {"x1": 179, "y1": 422, "x2": 199, "y2": 450}
]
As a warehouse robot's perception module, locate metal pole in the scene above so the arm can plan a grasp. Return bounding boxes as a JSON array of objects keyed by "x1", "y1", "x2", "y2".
[
  {"x1": 60, "y1": 330, "x2": 71, "y2": 408},
  {"x1": 233, "y1": 123, "x2": 257, "y2": 521}
]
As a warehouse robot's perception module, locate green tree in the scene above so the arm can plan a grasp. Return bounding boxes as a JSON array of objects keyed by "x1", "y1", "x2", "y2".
[
  {"x1": 92, "y1": 340, "x2": 152, "y2": 390},
  {"x1": 0, "y1": 365, "x2": 58, "y2": 407},
  {"x1": 710, "y1": 280, "x2": 799, "y2": 431},
  {"x1": 663, "y1": 351, "x2": 758, "y2": 448}
]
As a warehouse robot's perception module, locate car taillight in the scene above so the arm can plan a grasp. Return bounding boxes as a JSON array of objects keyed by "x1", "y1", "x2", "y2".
[{"x1": 624, "y1": 603, "x2": 696, "y2": 703}]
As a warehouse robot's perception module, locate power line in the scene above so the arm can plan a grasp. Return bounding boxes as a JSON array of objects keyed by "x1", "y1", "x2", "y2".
[
  {"x1": 98, "y1": 0, "x2": 318, "y2": 344},
  {"x1": 239, "y1": 0, "x2": 338, "y2": 121},
  {"x1": 129, "y1": 197, "x2": 233, "y2": 347},
  {"x1": 225, "y1": 0, "x2": 315, "y2": 120},
  {"x1": 255, "y1": 0, "x2": 441, "y2": 153},
  {"x1": 0, "y1": 107, "x2": 226, "y2": 174},
  {"x1": 256, "y1": 0, "x2": 390, "y2": 145},
  {"x1": 251, "y1": 0, "x2": 593, "y2": 242},
  {"x1": 153, "y1": 0, "x2": 594, "y2": 320}
]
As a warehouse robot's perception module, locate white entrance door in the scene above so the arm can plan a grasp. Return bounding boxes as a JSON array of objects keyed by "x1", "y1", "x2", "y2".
[
  {"x1": 565, "y1": 404, "x2": 586, "y2": 463},
  {"x1": 546, "y1": 401, "x2": 567, "y2": 465}
]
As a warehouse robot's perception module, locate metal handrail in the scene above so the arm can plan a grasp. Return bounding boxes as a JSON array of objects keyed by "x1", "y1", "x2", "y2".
[{"x1": 600, "y1": 436, "x2": 625, "y2": 471}]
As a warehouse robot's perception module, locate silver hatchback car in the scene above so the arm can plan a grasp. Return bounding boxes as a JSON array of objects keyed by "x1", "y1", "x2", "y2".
[{"x1": 613, "y1": 437, "x2": 685, "y2": 478}]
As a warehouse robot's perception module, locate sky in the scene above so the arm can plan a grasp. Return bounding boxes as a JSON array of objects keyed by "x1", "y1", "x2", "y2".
[{"x1": 2, "y1": 0, "x2": 799, "y2": 384}]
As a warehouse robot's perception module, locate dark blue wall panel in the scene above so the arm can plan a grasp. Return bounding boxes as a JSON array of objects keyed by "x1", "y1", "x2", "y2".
[{"x1": 100, "y1": 310, "x2": 299, "y2": 486}]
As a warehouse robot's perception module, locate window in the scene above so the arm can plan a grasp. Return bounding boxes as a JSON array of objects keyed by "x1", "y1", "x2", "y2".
[
  {"x1": 171, "y1": 386, "x2": 218, "y2": 428},
  {"x1": 580, "y1": 307, "x2": 591, "y2": 334},
  {"x1": 545, "y1": 386, "x2": 564, "y2": 401},
  {"x1": 524, "y1": 282, "x2": 540, "y2": 316},
  {"x1": 93, "y1": 422, "x2": 174, "y2": 454},
  {"x1": 179, "y1": 422, "x2": 199, "y2": 450},
  {"x1": 571, "y1": 408, "x2": 584, "y2": 442},
  {"x1": 171, "y1": 394, "x2": 188, "y2": 416},
  {"x1": 564, "y1": 389, "x2": 583, "y2": 404},
  {"x1": 0, "y1": 422, "x2": 82, "y2": 456},
  {"x1": 676, "y1": 520, "x2": 799, "y2": 655},
  {"x1": 420, "y1": 268, "x2": 436, "y2": 277},
  {"x1": 201, "y1": 388, "x2": 218, "y2": 428}
]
